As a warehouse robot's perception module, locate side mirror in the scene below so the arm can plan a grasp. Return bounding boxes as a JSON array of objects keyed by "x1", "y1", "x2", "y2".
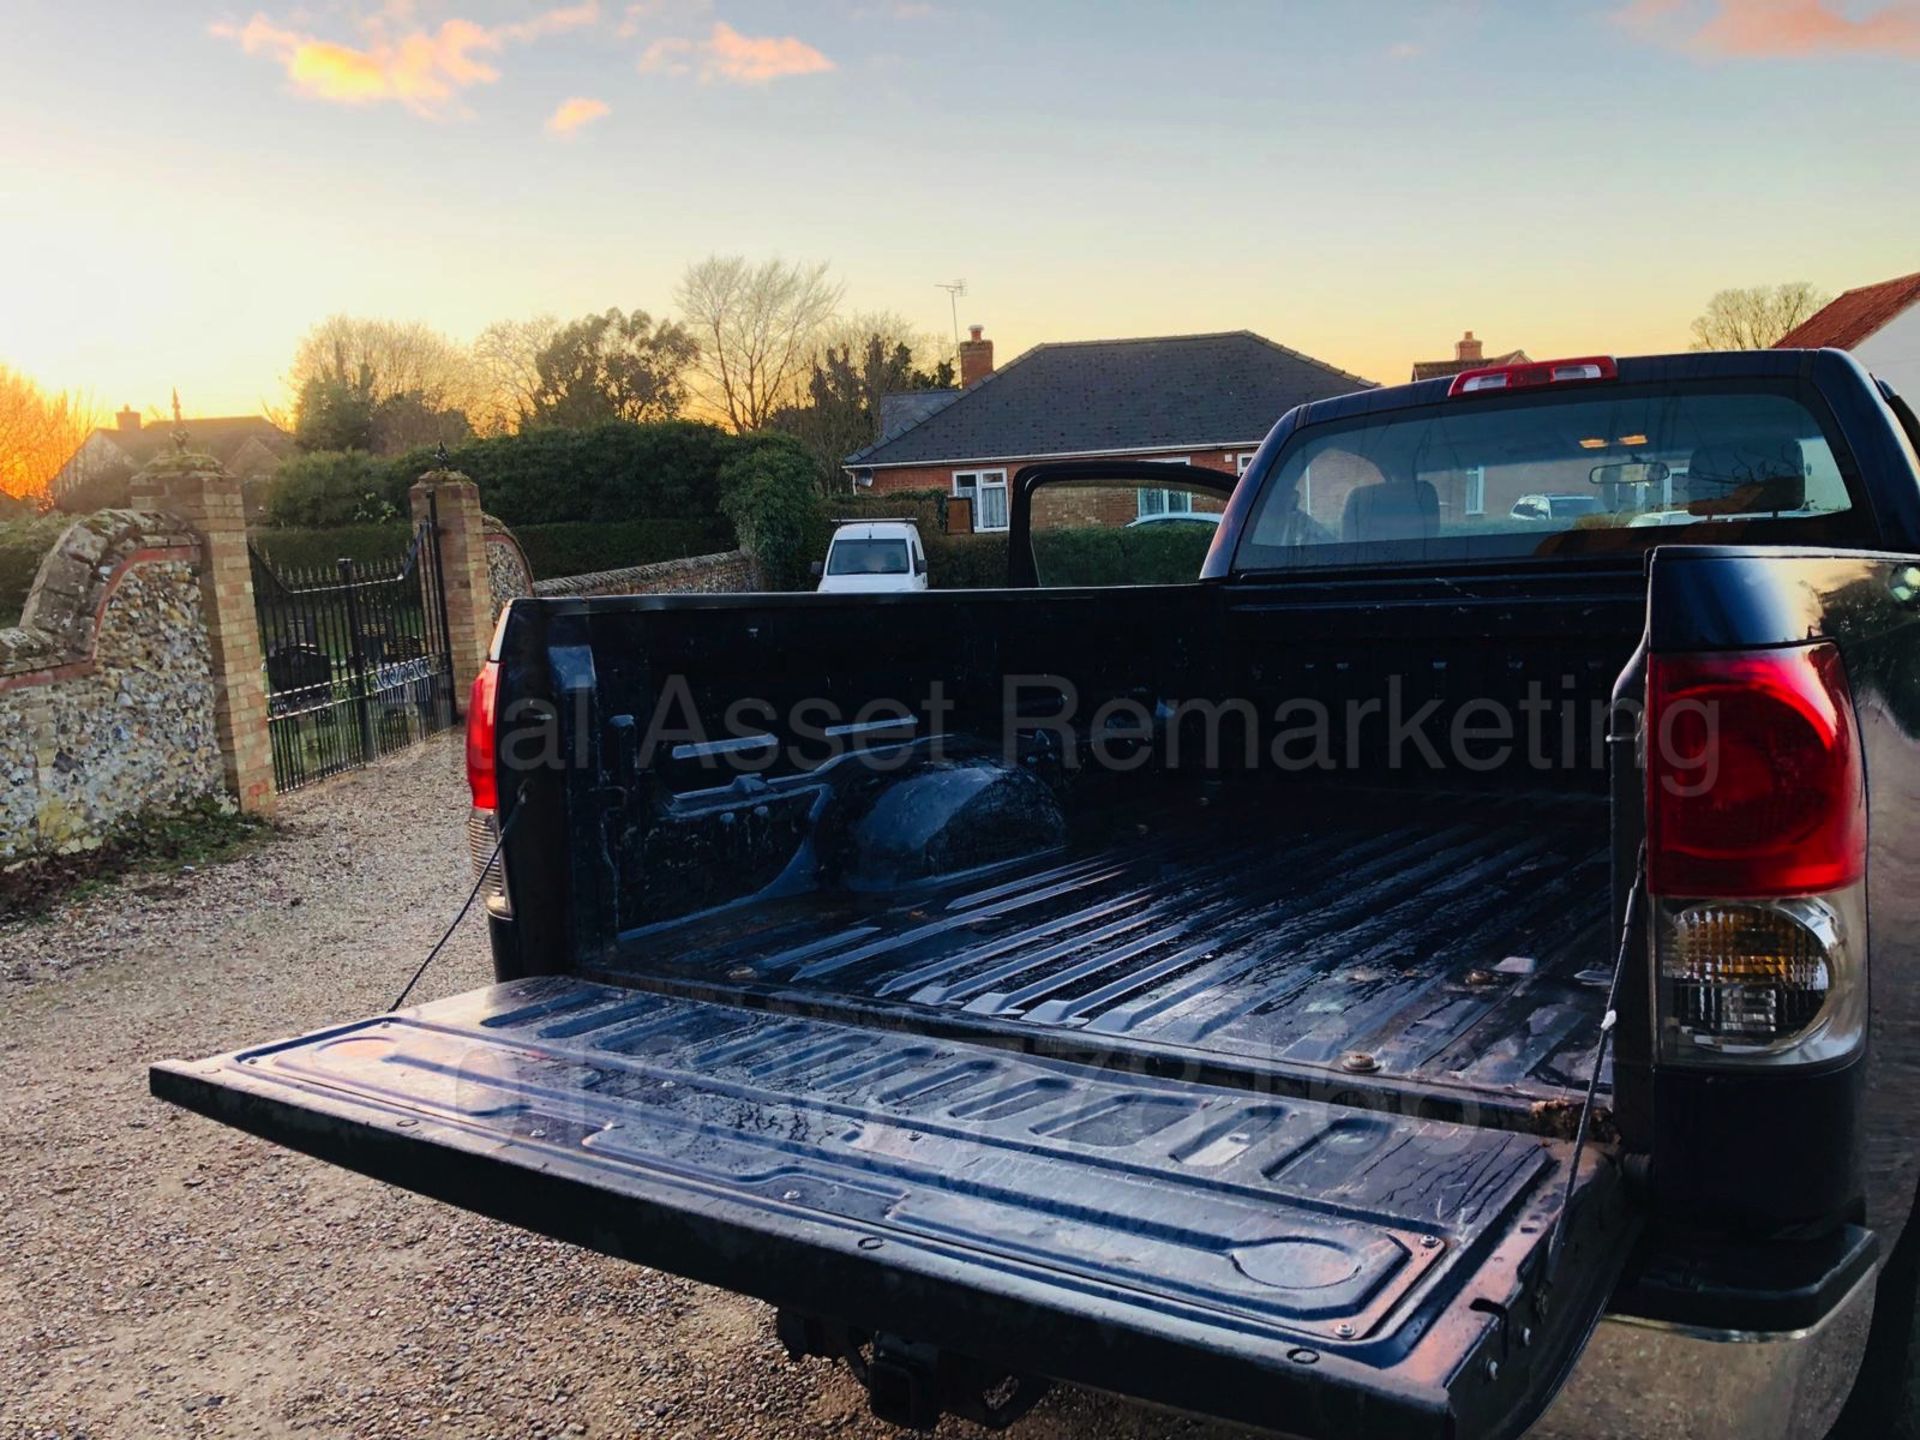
[
  {"x1": 808, "y1": 559, "x2": 824, "y2": 579},
  {"x1": 1590, "y1": 460, "x2": 1670, "y2": 488},
  {"x1": 914, "y1": 555, "x2": 927, "y2": 576}
]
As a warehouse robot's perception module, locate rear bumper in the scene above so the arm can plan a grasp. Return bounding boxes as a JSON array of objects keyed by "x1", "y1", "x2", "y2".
[{"x1": 1528, "y1": 1266, "x2": 1877, "y2": 1440}]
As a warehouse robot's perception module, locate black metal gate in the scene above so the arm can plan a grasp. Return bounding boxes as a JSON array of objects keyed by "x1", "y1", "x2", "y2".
[{"x1": 251, "y1": 508, "x2": 456, "y2": 793}]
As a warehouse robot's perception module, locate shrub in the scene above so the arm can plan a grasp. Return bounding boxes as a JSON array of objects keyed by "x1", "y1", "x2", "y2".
[
  {"x1": 908, "y1": 525, "x2": 1210, "y2": 592},
  {"x1": 833, "y1": 487, "x2": 950, "y2": 535},
  {"x1": 261, "y1": 451, "x2": 397, "y2": 528},
  {"x1": 248, "y1": 523, "x2": 416, "y2": 577},
  {"x1": 0, "y1": 516, "x2": 72, "y2": 623},
  {"x1": 926, "y1": 533, "x2": 1010, "y2": 589},
  {"x1": 717, "y1": 435, "x2": 829, "y2": 591},
  {"x1": 1029, "y1": 523, "x2": 1215, "y2": 587},
  {"x1": 380, "y1": 419, "x2": 739, "y2": 527}
]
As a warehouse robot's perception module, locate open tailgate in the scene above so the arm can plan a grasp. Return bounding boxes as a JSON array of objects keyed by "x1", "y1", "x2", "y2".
[{"x1": 152, "y1": 977, "x2": 1632, "y2": 1440}]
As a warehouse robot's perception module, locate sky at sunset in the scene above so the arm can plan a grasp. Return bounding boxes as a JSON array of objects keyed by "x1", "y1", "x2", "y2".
[{"x1": 3, "y1": 0, "x2": 1918, "y2": 417}]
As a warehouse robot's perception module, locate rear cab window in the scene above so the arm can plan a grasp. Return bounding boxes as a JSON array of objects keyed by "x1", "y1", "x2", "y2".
[{"x1": 1234, "y1": 380, "x2": 1869, "y2": 572}]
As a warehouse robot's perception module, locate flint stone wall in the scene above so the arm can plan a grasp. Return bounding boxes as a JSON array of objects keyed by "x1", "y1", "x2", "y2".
[
  {"x1": 482, "y1": 514, "x2": 535, "y2": 621},
  {"x1": 531, "y1": 549, "x2": 760, "y2": 599},
  {"x1": 0, "y1": 511, "x2": 224, "y2": 859}
]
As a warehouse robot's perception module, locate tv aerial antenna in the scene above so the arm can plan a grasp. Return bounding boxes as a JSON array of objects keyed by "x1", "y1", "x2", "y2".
[{"x1": 935, "y1": 279, "x2": 967, "y2": 351}]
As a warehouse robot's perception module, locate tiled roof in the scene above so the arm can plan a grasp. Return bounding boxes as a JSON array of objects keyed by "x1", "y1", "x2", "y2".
[
  {"x1": 1775, "y1": 271, "x2": 1920, "y2": 350},
  {"x1": 846, "y1": 331, "x2": 1372, "y2": 468},
  {"x1": 876, "y1": 389, "x2": 962, "y2": 442},
  {"x1": 93, "y1": 416, "x2": 291, "y2": 469}
]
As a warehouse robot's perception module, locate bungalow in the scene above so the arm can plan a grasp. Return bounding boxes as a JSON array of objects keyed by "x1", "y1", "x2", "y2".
[
  {"x1": 1775, "y1": 269, "x2": 1920, "y2": 402},
  {"x1": 53, "y1": 407, "x2": 291, "y2": 505},
  {"x1": 844, "y1": 328, "x2": 1373, "y2": 531}
]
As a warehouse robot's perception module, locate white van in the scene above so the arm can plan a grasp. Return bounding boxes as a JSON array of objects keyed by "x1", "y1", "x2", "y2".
[{"x1": 815, "y1": 520, "x2": 928, "y2": 594}]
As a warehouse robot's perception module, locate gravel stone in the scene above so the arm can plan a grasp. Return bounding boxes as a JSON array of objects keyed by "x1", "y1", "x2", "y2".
[{"x1": 0, "y1": 736, "x2": 1253, "y2": 1440}]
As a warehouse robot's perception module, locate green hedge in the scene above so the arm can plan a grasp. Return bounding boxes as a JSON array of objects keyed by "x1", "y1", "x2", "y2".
[
  {"x1": 0, "y1": 516, "x2": 78, "y2": 623},
  {"x1": 1030, "y1": 523, "x2": 1215, "y2": 586},
  {"x1": 250, "y1": 518, "x2": 733, "y2": 583},
  {"x1": 381, "y1": 420, "x2": 757, "y2": 527},
  {"x1": 913, "y1": 526, "x2": 1209, "y2": 591},
  {"x1": 834, "y1": 487, "x2": 950, "y2": 534},
  {"x1": 926, "y1": 533, "x2": 1010, "y2": 589},
  {"x1": 513, "y1": 519, "x2": 733, "y2": 578},
  {"x1": 259, "y1": 450, "x2": 397, "y2": 528},
  {"x1": 248, "y1": 523, "x2": 415, "y2": 577}
]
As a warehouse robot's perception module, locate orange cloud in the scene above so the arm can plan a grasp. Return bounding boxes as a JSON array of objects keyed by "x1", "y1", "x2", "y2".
[
  {"x1": 546, "y1": 95, "x2": 611, "y2": 135},
  {"x1": 1617, "y1": 0, "x2": 1920, "y2": 57},
  {"x1": 640, "y1": 21, "x2": 834, "y2": 84},
  {"x1": 214, "y1": 5, "x2": 601, "y2": 118},
  {"x1": 500, "y1": 2, "x2": 602, "y2": 44}
]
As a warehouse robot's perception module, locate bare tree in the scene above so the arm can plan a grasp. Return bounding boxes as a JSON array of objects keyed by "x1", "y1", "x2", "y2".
[
  {"x1": 675, "y1": 256, "x2": 842, "y2": 432},
  {"x1": 472, "y1": 314, "x2": 559, "y2": 435},
  {"x1": 810, "y1": 309, "x2": 949, "y2": 379},
  {"x1": 0, "y1": 367, "x2": 93, "y2": 507},
  {"x1": 1689, "y1": 282, "x2": 1832, "y2": 351},
  {"x1": 286, "y1": 315, "x2": 482, "y2": 416}
]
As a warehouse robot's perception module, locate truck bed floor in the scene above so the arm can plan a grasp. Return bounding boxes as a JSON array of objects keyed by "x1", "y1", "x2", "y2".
[{"x1": 603, "y1": 792, "x2": 1617, "y2": 1113}]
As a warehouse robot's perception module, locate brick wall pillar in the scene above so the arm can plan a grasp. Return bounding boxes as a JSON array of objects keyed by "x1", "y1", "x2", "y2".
[
  {"x1": 130, "y1": 453, "x2": 276, "y2": 816},
  {"x1": 410, "y1": 470, "x2": 491, "y2": 714}
]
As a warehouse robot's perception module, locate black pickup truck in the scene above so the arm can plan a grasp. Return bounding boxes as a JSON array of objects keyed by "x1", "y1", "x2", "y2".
[{"x1": 157, "y1": 349, "x2": 1920, "y2": 1440}]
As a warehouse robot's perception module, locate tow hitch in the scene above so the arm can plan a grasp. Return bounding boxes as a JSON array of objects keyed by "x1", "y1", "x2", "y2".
[{"x1": 776, "y1": 1311, "x2": 1051, "y2": 1431}]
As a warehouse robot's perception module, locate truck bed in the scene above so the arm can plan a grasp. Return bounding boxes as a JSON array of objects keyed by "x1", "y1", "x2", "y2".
[{"x1": 598, "y1": 791, "x2": 1616, "y2": 1125}]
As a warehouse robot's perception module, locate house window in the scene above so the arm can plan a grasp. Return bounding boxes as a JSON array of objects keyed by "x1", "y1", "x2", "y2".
[
  {"x1": 953, "y1": 469, "x2": 1008, "y2": 531},
  {"x1": 1137, "y1": 455, "x2": 1194, "y2": 519},
  {"x1": 1232, "y1": 452, "x2": 1257, "y2": 476},
  {"x1": 1464, "y1": 465, "x2": 1486, "y2": 518},
  {"x1": 1136, "y1": 487, "x2": 1196, "y2": 518}
]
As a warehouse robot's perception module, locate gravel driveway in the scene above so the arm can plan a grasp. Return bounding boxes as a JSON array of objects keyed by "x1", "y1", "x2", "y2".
[{"x1": 0, "y1": 737, "x2": 1252, "y2": 1440}]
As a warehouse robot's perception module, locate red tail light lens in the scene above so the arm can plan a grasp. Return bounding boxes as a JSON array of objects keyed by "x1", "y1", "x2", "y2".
[
  {"x1": 1647, "y1": 643, "x2": 1864, "y2": 897},
  {"x1": 466, "y1": 661, "x2": 499, "y2": 811},
  {"x1": 1447, "y1": 355, "x2": 1618, "y2": 398}
]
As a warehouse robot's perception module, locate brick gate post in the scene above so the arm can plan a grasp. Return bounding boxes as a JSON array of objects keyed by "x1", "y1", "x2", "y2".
[
  {"x1": 409, "y1": 469, "x2": 491, "y2": 714},
  {"x1": 130, "y1": 451, "x2": 276, "y2": 816}
]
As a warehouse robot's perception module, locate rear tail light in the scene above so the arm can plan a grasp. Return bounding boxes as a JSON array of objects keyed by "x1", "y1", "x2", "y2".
[
  {"x1": 1646, "y1": 643, "x2": 1867, "y2": 1066},
  {"x1": 468, "y1": 806, "x2": 507, "y2": 903},
  {"x1": 466, "y1": 661, "x2": 499, "y2": 812},
  {"x1": 1656, "y1": 897, "x2": 1854, "y2": 1052},
  {"x1": 465, "y1": 660, "x2": 510, "y2": 912},
  {"x1": 1647, "y1": 644, "x2": 1863, "y2": 898},
  {"x1": 1447, "y1": 355, "x2": 1618, "y2": 398}
]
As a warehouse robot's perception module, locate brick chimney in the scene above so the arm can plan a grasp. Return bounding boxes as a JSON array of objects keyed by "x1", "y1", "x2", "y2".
[
  {"x1": 116, "y1": 405, "x2": 141, "y2": 433},
  {"x1": 1455, "y1": 331, "x2": 1484, "y2": 364},
  {"x1": 959, "y1": 324, "x2": 994, "y2": 388}
]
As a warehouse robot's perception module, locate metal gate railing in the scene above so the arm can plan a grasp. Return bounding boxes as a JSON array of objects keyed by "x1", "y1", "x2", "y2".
[{"x1": 251, "y1": 509, "x2": 456, "y2": 793}]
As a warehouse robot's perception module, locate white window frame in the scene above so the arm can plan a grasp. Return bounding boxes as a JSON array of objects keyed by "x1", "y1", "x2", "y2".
[
  {"x1": 953, "y1": 468, "x2": 1009, "y2": 532},
  {"x1": 1137, "y1": 455, "x2": 1195, "y2": 518},
  {"x1": 1464, "y1": 465, "x2": 1486, "y2": 518}
]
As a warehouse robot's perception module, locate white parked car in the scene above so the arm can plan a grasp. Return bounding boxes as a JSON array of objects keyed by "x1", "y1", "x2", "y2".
[
  {"x1": 814, "y1": 521, "x2": 929, "y2": 594},
  {"x1": 1509, "y1": 493, "x2": 1605, "y2": 522}
]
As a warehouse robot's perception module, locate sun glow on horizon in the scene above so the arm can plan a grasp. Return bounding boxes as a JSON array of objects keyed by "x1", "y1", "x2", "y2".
[{"x1": 2, "y1": 0, "x2": 1916, "y2": 444}]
